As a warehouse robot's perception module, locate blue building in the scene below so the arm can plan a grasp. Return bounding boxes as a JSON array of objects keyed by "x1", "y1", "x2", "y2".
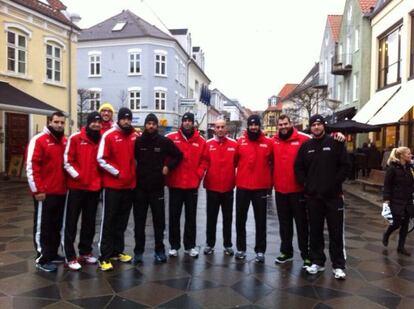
[{"x1": 77, "y1": 10, "x2": 188, "y2": 130}]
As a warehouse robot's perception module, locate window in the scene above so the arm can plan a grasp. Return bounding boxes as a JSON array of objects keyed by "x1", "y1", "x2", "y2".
[
  {"x1": 269, "y1": 115, "x2": 276, "y2": 126},
  {"x1": 7, "y1": 31, "x2": 27, "y2": 74},
  {"x1": 155, "y1": 53, "x2": 166, "y2": 76},
  {"x1": 89, "y1": 52, "x2": 101, "y2": 76},
  {"x1": 112, "y1": 22, "x2": 126, "y2": 31},
  {"x1": 344, "y1": 78, "x2": 351, "y2": 104},
  {"x1": 337, "y1": 82, "x2": 342, "y2": 101},
  {"x1": 175, "y1": 58, "x2": 179, "y2": 81},
  {"x1": 346, "y1": 36, "x2": 352, "y2": 64},
  {"x1": 46, "y1": 44, "x2": 61, "y2": 82},
  {"x1": 347, "y1": 5, "x2": 352, "y2": 23},
  {"x1": 353, "y1": 73, "x2": 359, "y2": 101},
  {"x1": 378, "y1": 25, "x2": 402, "y2": 89},
  {"x1": 129, "y1": 52, "x2": 140, "y2": 74},
  {"x1": 410, "y1": 13, "x2": 414, "y2": 78},
  {"x1": 354, "y1": 27, "x2": 360, "y2": 52},
  {"x1": 89, "y1": 91, "x2": 101, "y2": 110},
  {"x1": 155, "y1": 90, "x2": 166, "y2": 110},
  {"x1": 129, "y1": 90, "x2": 141, "y2": 110}
]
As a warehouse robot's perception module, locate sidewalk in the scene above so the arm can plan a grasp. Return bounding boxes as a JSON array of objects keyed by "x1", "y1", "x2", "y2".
[{"x1": 343, "y1": 180, "x2": 382, "y2": 208}]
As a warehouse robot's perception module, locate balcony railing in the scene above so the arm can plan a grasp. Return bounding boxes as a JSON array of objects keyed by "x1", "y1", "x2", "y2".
[{"x1": 331, "y1": 54, "x2": 353, "y2": 75}]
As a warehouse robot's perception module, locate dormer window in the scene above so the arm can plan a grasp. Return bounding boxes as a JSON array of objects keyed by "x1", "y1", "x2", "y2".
[{"x1": 112, "y1": 22, "x2": 127, "y2": 32}]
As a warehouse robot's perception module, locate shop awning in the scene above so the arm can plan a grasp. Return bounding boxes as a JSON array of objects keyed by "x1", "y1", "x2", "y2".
[
  {"x1": 352, "y1": 84, "x2": 401, "y2": 123},
  {"x1": 368, "y1": 80, "x2": 414, "y2": 125},
  {"x1": 0, "y1": 81, "x2": 59, "y2": 115}
]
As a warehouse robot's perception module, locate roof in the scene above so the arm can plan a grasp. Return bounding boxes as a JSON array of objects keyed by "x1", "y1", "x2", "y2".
[
  {"x1": 11, "y1": 0, "x2": 78, "y2": 29},
  {"x1": 0, "y1": 81, "x2": 61, "y2": 115},
  {"x1": 79, "y1": 10, "x2": 174, "y2": 42},
  {"x1": 169, "y1": 29, "x2": 188, "y2": 35},
  {"x1": 358, "y1": 0, "x2": 377, "y2": 14},
  {"x1": 327, "y1": 15, "x2": 343, "y2": 42},
  {"x1": 278, "y1": 84, "x2": 298, "y2": 100},
  {"x1": 370, "y1": 0, "x2": 392, "y2": 19}
]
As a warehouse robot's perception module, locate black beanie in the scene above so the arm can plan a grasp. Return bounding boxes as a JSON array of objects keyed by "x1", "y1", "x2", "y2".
[
  {"x1": 118, "y1": 107, "x2": 133, "y2": 121},
  {"x1": 247, "y1": 114, "x2": 261, "y2": 126},
  {"x1": 309, "y1": 114, "x2": 326, "y2": 127},
  {"x1": 145, "y1": 113, "x2": 158, "y2": 125},
  {"x1": 87, "y1": 111, "x2": 102, "y2": 125},
  {"x1": 182, "y1": 112, "x2": 195, "y2": 123}
]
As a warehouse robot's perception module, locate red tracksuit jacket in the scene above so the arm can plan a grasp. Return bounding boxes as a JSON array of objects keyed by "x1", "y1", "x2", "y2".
[
  {"x1": 64, "y1": 127, "x2": 101, "y2": 192},
  {"x1": 273, "y1": 128, "x2": 311, "y2": 193},
  {"x1": 235, "y1": 131, "x2": 273, "y2": 190},
  {"x1": 166, "y1": 129, "x2": 207, "y2": 189},
  {"x1": 100, "y1": 120, "x2": 113, "y2": 134},
  {"x1": 97, "y1": 124, "x2": 138, "y2": 189},
  {"x1": 26, "y1": 127, "x2": 67, "y2": 195},
  {"x1": 203, "y1": 136, "x2": 237, "y2": 193}
]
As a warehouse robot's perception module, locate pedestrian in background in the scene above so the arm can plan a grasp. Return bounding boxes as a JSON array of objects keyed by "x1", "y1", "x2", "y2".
[
  {"x1": 382, "y1": 146, "x2": 414, "y2": 256},
  {"x1": 132, "y1": 113, "x2": 182, "y2": 265},
  {"x1": 203, "y1": 118, "x2": 237, "y2": 256},
  {"x1": 26, "y1": 111, "x2": 67, "y2": 272},
  {"x1": 98, "y1": 102, "x2": 115, "y2": 133}
]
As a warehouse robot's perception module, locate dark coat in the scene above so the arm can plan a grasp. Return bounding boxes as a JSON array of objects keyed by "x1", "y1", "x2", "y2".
[{"x1": 383, "y1": 161, "x2": 414, "y2": 219}]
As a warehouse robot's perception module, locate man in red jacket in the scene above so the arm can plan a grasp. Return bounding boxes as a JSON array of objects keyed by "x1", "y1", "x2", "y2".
[
  {"x1": 26, "y1": 111, "x2": 67, "y2": 272},
  {"x1": 166, "y1": 112, "x2": 207, "y2": 258},
  {"x1": 203, "y1": 119, "x2": 237, "y2": 256},
  {"x1": 97, "y1": 107, "x2": 138, "y2": 271},
  {"x1": 235, "y1": 115, "x2": 273, "y2": 263},
  {"x1": 273, "y1": 114, "x2": 311, "y2": 268},
  {"x1": 63, "y1": 112, "x2": 102, "y2": 271}
]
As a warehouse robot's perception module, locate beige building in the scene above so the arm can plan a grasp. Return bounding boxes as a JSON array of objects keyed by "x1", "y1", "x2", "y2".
[{"x1": 0, "y1": 0, "x2": 79, "y2": 176}]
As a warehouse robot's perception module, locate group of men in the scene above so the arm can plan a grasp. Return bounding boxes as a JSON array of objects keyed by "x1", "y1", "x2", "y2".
[{"x1": 26, "y1": 102, "x2": 349, "y2": 280}]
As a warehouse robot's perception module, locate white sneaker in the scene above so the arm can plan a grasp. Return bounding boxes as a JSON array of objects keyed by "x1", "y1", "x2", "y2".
[
  {"x1": 67, "y1": 260, "x2": 82, "y2": 271},
  {"x1": 79, "y1": 254, "x2": 98, "y2": 264},
  {"x1": 306, "y1": 264, "x2": 325, "y2": 275},
  {"x1": 168, "y1": 249, "x2": 178, "y2": 257},
  {"x1": 184, "y1": 247, "x2": 199, "y2": 257},
  {"x1": 333, "y1": 268, "x2": 346, "y2": 280}
]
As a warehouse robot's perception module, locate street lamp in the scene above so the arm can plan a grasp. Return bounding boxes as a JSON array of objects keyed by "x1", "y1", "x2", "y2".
[{"x1": 326, "y1": 98, "x2": 341, "y2": 123}]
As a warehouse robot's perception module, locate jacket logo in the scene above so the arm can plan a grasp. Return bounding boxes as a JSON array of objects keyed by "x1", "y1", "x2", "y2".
[
  {"x1": 323, "y1": 147, "x2": 331, "y2": 151},
  {"x1": 259, "y1": 144, "x2": 268, "y2": 148},
  {"x1": 291, "y1": 141, "x2": 299, "y2": 145},
  {"x1": 80, "y1": 141, "x2": 88, "y2": 145},
  {"x1": 154, "y1": 147, "x2": 161, "y2": 152},
  {"x1": 209, "y1": 147, "x2": 216, "y2": 151},
  {"x1": 227, "y1": 147, "x2": 235, "y2": 151},
  {"x1": 192, "y1": 143, "x2": 199, "y2": 147},
  {"x1": 308, "y1": 149, "x2": 315, "y2": 153},
  {"x1": 115, "y1": 138, "x2": 123, "y2": 142}
]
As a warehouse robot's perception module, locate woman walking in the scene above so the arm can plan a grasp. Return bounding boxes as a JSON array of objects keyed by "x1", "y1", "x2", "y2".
[{"x1": 382, "y1": 147, "x2": 414, "y2": 256}]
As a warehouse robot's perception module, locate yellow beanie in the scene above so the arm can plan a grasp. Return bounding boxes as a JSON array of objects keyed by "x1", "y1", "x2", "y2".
[{"x1": 98, "y1": 102, "x2": 114, "y2": 113}]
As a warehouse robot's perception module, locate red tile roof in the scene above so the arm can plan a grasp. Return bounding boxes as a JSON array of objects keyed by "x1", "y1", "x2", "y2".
[
  {"x1": 11, "y1": 0, "x2": 78, "y2": 29},
  {"x1": 277, "y1": 84, "x2": 298, "y2": 100},
  {"x1": 327, "y1": 15, "x2": 342, "y2": 43},
  {"x1": 358, "y1": 0, "x2": 377, "y2": 14}
]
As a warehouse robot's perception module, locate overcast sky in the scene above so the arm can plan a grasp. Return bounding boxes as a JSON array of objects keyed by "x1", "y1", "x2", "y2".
[{"x1": 67, "y1": 0, "x2": 345, "y2": 110}]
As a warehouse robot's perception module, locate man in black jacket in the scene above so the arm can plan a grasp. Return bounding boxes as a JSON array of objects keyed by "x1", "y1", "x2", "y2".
[
  {"x1": 294, "y1": 114, "x2": 350, "y2": 280},
  {"x1": 133, "y1": 113, "x2": 183, "y2": 264}
]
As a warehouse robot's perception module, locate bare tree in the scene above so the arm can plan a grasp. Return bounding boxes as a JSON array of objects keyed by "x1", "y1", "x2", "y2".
[
  {"x1": 118, "y1": 90, "x2": 128, "y2": 108},
  {"x1": 77, "y1": 88, "x2": 91, "y2": 128},
  {"x1": 290, "y1": 86, "x2": 327, "y2": 126}
]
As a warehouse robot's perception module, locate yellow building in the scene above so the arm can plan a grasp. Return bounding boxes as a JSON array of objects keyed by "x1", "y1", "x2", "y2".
[
  {"x1": 0, "y1": 0, "x2": 79, "y2": 175},
  {"x1": 263, "y1": 95, "x2": 280, "y2": 137}
]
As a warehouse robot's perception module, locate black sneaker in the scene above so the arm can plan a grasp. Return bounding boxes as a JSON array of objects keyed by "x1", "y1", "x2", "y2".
[
  {"x1": 274, "y1": 253, "x2": 293, "y2": 264},
  {"x1": 132, "y1": 254, "x2": 143, "y2": 265},
  {"x1": 36, "y1": 262, "x2": 57, "y2": 272},
  {"x1": 204, "y1": 246, "x2": 214, "y2": 255},
  {"x1": 154, "y1": 251, "x2": 167, "y2": 264},
  {"x1": 255, "y1": 252, "x2": 265, "y2": 263},
  {"x1": 235, "y1": 251, "x2": 246, "y2": 260},
  {"x1": 224, "y1": 247, "x2": 234, "y2": 256}
]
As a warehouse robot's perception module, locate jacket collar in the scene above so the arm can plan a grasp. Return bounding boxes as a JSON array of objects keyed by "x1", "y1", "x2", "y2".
[
  {"x1": 179, "y1": 128, "x2": 200, "y2": 142},
  {"x1": 274, "y1": 128, "x2": 299, "y2": 142},
  {"x1": 242, "y1": 130, "x2": 265, "y2": 142}
]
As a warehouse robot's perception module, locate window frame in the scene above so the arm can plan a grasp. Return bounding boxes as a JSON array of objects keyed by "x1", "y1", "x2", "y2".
[
  {"x1": 129, "y1": 89, "x2": 141, "y2": 110},
  {"x1": 88, "y1": 52, "x2": 101, "y2": 77},
  {"x1": 154, "y1": 52, "x2": 167, "y2": 77},
  {"x1": 377, "y1": 22, "x2": 403, "y2": 90},
  {"x1": 45, "y1": 43, "x2": 62, "y2": 83},
  {"x1": 154, "y1": 89, "x2": 167, "y2": 110},
  {"x1": 352, "y1": 73, "x2": 359, "y2": 102},
  {"x1": 88, "y1": 90, "x2": 101, "y2": 111},
  {"x1": 7, "y1": 30, "x2": 28, "y2": 75},
  {"x1": 354, "y1": 27, "x2": 360, "y2": 52},
  {"x1": 128, "y1": 51, "x2": 141, "y2": 75}
]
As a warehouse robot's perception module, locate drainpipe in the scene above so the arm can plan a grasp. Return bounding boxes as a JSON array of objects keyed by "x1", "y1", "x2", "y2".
[{"x1": 68, "y1": 25, "x2": 73, "y2": 134}]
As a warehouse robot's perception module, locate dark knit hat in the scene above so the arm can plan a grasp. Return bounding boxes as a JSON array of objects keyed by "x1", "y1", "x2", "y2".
[
  {"x1": 309, "y1": 114, "x2": 326, "y2": 127},
  {"x1": 247, "y1": 114, "x2": 261, "y2": 126},
  {"x1": 145, "y1": 113, "x2": 158, "y2": 125},
  {"x1": 118, "y1": 107, "x2": 133, "y2": 121},
  {"x1": 182, "y1": 112, "x2": 195, "y2": 123},
  {"x1": 87, "y1": 111, "x2": 102, "y2": 125}
]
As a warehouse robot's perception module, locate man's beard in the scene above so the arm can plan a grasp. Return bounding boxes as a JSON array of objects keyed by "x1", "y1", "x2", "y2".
[
  {"x1": 312, "y1": 130, "x2": 325, "y2": 138},
  {"x1": 181, "y1": 126, "x2": 194, "y2": 139},
  {"x1": 86, "y1": 127, "x2": 101, "y2": 143},
  {"x1": 247, "y1": 129, "x2": 260, "y2": 141},
  {"x1": 118, "y1": 122, "x2": 134, "y2": 135},
  {"x1": 48, "y1": 126, "x2": 64, "y2": 141},
  {"x1": 279, "y1": 127, "x2": 293, "y2": 140}
]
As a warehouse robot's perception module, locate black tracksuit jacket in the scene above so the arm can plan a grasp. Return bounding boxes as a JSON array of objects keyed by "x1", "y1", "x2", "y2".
[
  {"x1": 135, "y1": 131, "x2": 183, "y2": 191},
  {"x1": 294, "y1": 133, "x2": 350, "y2": 198}
]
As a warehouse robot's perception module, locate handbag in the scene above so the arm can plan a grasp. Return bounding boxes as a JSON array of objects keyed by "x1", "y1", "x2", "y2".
[{"x1": 381, "y1": 203, "x2": 393, "y2": 224}]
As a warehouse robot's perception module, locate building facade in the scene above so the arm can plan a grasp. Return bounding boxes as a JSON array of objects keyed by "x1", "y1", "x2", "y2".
[{"x1": 0, "y1": 0, "x2": 78, "y2": 175}]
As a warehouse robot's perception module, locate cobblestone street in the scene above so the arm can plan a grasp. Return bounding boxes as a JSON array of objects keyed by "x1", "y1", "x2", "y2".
[{"x1": 0, "y1": 181, "x2": 413, "y2": 308}]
